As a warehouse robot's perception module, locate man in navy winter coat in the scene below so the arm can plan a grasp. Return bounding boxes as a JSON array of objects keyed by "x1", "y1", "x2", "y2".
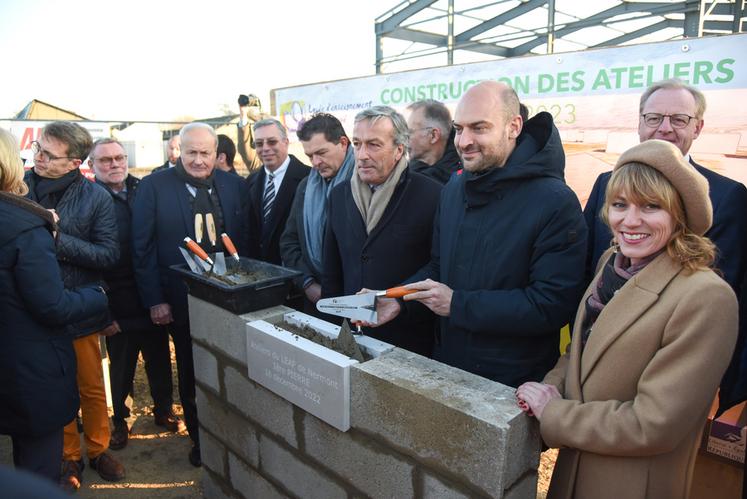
[
  {"x1": 375, "y1": 81, "x2": 588, "y2": 387},
  {"x1": 132, "y1": 123, "x2": 249, "y2": 467}
]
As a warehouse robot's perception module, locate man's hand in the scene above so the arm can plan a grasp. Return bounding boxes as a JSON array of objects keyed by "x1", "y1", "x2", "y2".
[
  {"x1": 515, "y1": 382, "x2": 562, "y2": 420},
  {"x1": 150, "y1": 303, "x2": 174, "y2": 326},
  {"x1": 47, "y1": 208, "x2": 60, "y2": 223},
  {"x1": 100, "y1": 320, "x2": 121, "y2": 337},
  {"x1": 353, "y1": 288, "x2": 402, "y2": 328},
  {"x1": 403, "y1": 279, "x2": 453, "y2": 317},
  {"x1": 304, "y1": 282, "x2": 322, "y2": 304}
]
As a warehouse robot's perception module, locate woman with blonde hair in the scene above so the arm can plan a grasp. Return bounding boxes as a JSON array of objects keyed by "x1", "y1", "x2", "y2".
[
  {"x1": 516, "y1": 139, "x2": 738, "y2": 499},
  {"x1": 0, "y1": 127, "x2": 108, "y2": 484}
]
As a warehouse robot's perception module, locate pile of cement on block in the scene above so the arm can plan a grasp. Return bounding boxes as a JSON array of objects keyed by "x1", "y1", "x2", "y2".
[{"x1": 280, "y1": 320, "x2": 367, "y2": 362}]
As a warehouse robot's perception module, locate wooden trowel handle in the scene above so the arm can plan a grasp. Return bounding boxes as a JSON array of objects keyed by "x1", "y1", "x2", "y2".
[{"x1": 383, "y1": 286, "x2": 417, "y2": 298}]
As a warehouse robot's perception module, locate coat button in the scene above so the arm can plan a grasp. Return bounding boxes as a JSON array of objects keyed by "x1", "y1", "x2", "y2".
[{"x1": 361, "y1": 254, "x2": 369, "y2": 263}]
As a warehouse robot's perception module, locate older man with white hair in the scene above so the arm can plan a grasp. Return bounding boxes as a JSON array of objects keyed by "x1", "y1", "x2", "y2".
[{"x1": 132, "y1": 122, "x2": 249, "y2": 467}]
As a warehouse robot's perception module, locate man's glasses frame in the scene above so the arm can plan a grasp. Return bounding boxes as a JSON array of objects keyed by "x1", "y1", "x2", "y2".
[
  {"x1": 92, "y1": 154, "x2": 128, "y2": 167},
  {"x1": 31, "y1": 140, "x2": 77, "y2": 163},
  {"x1": 640, "y1": 113, "x2": 696, "y2": 129}
]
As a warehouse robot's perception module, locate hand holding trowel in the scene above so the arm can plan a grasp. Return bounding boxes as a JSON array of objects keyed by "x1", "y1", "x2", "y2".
[{"x1": 316, "y1": 286, "x2": 417, "y2": 332}]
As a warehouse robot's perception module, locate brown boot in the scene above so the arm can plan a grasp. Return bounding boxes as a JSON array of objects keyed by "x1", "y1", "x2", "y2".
[
  {"x1": 89, "y1": 452, "x2": 125, "y2": 482},
  {"x1": 60, "y1": 459, "x2": 84, "y2": 492}
]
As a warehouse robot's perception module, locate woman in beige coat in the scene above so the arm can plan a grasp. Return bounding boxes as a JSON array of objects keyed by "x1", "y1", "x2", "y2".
[{"x1": 516, "y1": 139, "x2": 738, "y2": 499}]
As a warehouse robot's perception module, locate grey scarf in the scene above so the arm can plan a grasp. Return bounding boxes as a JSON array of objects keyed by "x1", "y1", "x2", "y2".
[
  {"x1": 302, "y1": 145, "x2": 355, "y2": 275},
  {"x1": 351, "y1": 155, "x2": 408, "y2": 234}
]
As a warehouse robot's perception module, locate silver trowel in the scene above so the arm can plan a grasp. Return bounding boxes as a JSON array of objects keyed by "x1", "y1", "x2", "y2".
[{"x1": 316, "y1": 286, "x2": 415, "y2": 326}]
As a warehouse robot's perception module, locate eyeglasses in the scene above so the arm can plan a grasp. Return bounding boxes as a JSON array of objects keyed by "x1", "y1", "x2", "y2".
[
  {"x1": 254, "y1": 138, "x2": 280, "y2": 148},
  {"x1": 31, "y1": 141, "x2": 76, "y2": 163},
  {"x1": 641, "y1": 113, "x2": 696, "y2": 129},
  {"x1": 93, "y1": 154, "x2": 128, "y2": 167}
]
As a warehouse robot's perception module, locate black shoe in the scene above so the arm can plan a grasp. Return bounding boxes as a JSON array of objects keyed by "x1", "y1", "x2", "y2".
[
  {"x1": 60, "y1": 459, "x2": 84, "y2": 492},
  {"x1": 154, "y1": 410, "x2": 186, "y2": 433},
  {"x1": 109, "y1": 420, "x2": 129, "y2": 450},
  {"x1": 188, "y1": 445, "x2": 201, "y2": 467}
]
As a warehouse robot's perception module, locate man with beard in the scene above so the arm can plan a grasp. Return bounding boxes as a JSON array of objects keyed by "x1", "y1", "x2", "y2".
[
  {"x1": 24, "y1": 122, "x2": 124, "y2": 491},
  {"x1": 280, "y1": 113, "x2": 356, "y2": 315},
  {"x1": 406, "y1": 99, "x2": 460, "y2": 184},
  {"x1": 132, "y1": 123, "x2": 249, "y2": 467},
  {"x1": 322, "y1": 106, "x2": 441, "y2": 357},
  {"x1": 373, "y1": 81, "x2": 587, "y2": 387},
  {"x1": 151, "y1": 135, "x2": 181, "y2": 173},
  {"x1": 89, "y1": 138, "x2": 179, "y2": 452}
]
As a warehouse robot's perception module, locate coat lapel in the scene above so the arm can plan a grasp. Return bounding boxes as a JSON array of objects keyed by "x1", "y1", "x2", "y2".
[{"x1": 579, "y1": 253, "x2": 682, "y2": 386}]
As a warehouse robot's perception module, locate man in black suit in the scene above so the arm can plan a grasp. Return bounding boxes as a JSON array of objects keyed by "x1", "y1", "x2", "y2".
[
  {"x1": 322, "y1": 106, "x2": 441, "y2": 357},
  {"x1": 583, "y1": 79, "x2": 747, "y2": 413},
  {"x1": 151, "y1": 135, "x2": 181, "y2": 174},
  {"x1": 132, "y1": 122, "x2": 249, "y2": 467},
  {"x1": 246, "y1": 118, "x2": 308, "y2": 265},
  {"x1": 406, "y1": 99, "x2": 461, "y2": 185}
]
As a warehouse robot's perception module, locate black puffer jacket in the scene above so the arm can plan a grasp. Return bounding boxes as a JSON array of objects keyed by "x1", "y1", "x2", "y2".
[{"x1": 25, "y1": 171, "x2": 119, "y2": 336}]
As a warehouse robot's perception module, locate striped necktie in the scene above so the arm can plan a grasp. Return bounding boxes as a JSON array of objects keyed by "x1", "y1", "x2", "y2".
[{"x1": 262, "y1": 172, "x2": 275, "y2": 221}]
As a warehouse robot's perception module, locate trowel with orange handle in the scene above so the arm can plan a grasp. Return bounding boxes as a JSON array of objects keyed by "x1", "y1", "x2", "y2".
[
  {"x1": 316, "y1": 286, "x2": 416, "y2": 325},
  {"x1": 180, "y1": 237, "x2": 215, "y2": 274},
  {"x1": 221, "y1": 232, "x2": 240, "y2": 272}
]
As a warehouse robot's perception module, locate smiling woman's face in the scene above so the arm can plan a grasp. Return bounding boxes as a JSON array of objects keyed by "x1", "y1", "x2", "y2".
[{"x1": 608, "y1": 191, "x2": 674, "y2": 265}]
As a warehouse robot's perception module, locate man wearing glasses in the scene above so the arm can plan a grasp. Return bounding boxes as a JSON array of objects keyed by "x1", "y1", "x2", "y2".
[
  {"x1": 246, "y1": 118, "x2": 308, "y2": 265},
  {"x1": 23, "y1": 122, "x2": 124, "y2": 491},
  {"x1": 89, "y1": 139, "x2": 180, "y2": 453},
  {"x1": 583, "y1": 79, "x2": 747, "y2": 415}
]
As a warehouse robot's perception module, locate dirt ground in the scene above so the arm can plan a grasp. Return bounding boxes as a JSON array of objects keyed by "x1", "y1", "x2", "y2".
[{"x1": 0, "y1": 338, "x2": 202, "y2": 498}]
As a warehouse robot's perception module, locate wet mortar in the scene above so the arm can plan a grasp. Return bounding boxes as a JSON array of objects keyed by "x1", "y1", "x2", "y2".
[{"x1": 277, "y1": 320, "x2": 370, "y2": 362}]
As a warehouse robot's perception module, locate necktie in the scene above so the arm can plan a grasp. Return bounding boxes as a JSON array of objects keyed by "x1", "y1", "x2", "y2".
[{"x1": 262, "y1": 172, "x2": 275, "y2": 221}]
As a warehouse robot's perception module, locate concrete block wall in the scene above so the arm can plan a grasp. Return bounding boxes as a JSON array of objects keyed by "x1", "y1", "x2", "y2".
[{"x1": 189, "y1": 296, "x2": 540, "y2": 498}]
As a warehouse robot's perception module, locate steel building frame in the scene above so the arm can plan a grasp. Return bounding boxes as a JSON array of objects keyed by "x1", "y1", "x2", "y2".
[{"x1": 375, "y1": 0, "x2": 747, "y2": 73}]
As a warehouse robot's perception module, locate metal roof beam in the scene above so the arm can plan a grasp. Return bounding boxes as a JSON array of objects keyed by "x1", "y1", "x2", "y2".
[
  {"x1": 376, "y1": 0, "x2": 439, "y2": 34},
  {"x1": 590, "y1": 19, "x2": 679, "y2": 48},
  {"x1": 455, "y1": 0, "x2": 547, "y2": 42},
  {"x1": 385, "y1": 27, "x2": 512, "y2": 56},
  {"x1": 511, "y1": 1, "x2": 699, "y2": 55}
]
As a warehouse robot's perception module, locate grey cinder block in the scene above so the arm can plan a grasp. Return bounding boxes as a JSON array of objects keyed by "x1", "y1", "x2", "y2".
[
  {"x1": 224, "y1": 366, "x2": 296, "y2": 447},
  {"x1": 303, "y1": 413, "x2": 414, "y2": 497},
  {"x1": 228, "y1": 452, "x2": 287, "y2": 499},
  {"x1": 259, "y1": 436, "x2": 347, "y2": 499},
  {"x1": 351, "y1": 348, "x2": 539, "y2": 496},
  {"x1": 197, "y1": 386, "x2": 260, "y2": 467}
]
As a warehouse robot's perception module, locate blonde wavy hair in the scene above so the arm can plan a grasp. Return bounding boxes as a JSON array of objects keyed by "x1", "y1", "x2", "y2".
[
  {"x1": 601, "y1": 162, "x2": 715, "y2": 271},
  {"x1": 0, "y1": 128, "x2": 28, "y2": 196}
]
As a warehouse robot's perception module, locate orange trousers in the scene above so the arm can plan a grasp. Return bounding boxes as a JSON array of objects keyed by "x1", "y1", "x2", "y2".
[{"x1": 63, "y1": 333, "x2": 110, "y2": 461}]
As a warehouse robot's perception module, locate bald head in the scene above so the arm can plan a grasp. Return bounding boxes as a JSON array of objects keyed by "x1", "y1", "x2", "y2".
[{"x1": 453, "y1": 81, "x2": 523, "y2": 172}]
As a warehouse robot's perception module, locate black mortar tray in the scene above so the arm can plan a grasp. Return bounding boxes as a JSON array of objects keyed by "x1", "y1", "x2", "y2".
[{"x1": 171, "y1": 257, "x2": 301, "y2": 314}]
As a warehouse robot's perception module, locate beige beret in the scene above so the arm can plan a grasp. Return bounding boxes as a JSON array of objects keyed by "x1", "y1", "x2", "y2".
[{"x1": 614, "y1": 139, "x2": 712, "y2": 235}]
